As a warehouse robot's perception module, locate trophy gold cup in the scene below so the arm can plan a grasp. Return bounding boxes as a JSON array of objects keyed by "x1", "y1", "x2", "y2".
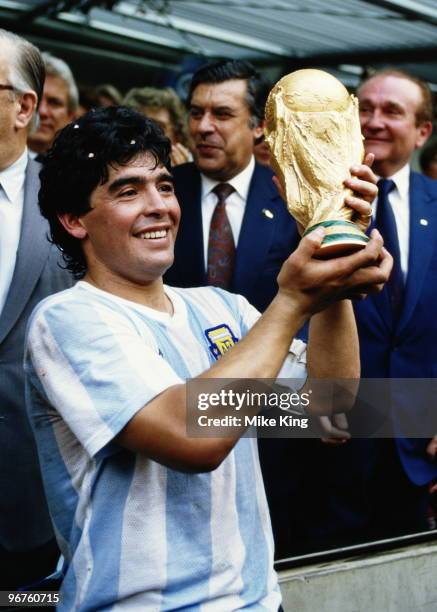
[{"x1": 265, "y1": 68, "x2": 369, "y2": 257}]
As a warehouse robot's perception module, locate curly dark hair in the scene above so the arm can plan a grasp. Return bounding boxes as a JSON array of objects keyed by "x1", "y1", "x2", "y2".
[{"x1": 38, "y1": 105, "x2": 171, "y2": 278}]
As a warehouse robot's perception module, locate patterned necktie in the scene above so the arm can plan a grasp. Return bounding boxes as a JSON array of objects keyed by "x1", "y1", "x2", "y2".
[
  {"x1": 375, "y1": 178, "x2": 404, "y2": 321},
  {"x1": 207, "y1": 183, "x2": 235, "y2": 289}
]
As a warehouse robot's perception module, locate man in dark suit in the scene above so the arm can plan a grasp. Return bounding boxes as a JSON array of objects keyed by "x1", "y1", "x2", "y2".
[
  {"x1": 0, "y1": 29, "x2": 73, "y2": 588},
  {"x1": 356, "y1": 69, "x2": 436, "y2": 535},
  {"x1": 307, "y1": 70, "x2": 437, "y2": 548},
  {"x1": 165, "y1": 59, "x2": 300, "y2": 313}
]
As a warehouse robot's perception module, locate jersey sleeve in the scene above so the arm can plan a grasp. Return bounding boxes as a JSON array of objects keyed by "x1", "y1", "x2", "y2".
[{"x1": 26, "y1": 297, "x2": 183, "y2": 458}]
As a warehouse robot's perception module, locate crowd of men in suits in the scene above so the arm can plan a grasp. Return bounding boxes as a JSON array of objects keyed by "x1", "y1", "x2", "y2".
[
  {"x1": 168, "y1": 59, "x2": 437, "y2": 555},
  {"x1": 0, "y1": 24, "x2": 436, "y2": 598}
]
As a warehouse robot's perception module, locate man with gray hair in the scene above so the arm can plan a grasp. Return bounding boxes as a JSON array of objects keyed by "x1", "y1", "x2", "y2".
[
  {"x1": 27, "y1": 51, "x2": 78, "y2": 156},
  {"x1": 0, "y1": 30, "x2": 72, "y2": 588}
]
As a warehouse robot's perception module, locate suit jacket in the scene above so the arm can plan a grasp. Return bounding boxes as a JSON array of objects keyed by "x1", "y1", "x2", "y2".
[
  {"x1": 0, "y1": 158, "x2": 73, "y2": 552},
  {"x1": 164, "y1": 162, "x2": 300, "y2": 313},
  {"x1": 354, "y1": 171, "x2": 437, "y2": 485}
]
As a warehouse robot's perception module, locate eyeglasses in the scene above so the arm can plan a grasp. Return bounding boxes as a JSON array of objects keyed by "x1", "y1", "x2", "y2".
[{"x1": 0, "y1": 84, "x2": 14, "y2": 92}]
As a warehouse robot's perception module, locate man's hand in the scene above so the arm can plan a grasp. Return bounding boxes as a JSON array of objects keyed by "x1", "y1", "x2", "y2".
[
  {"x1": 276, "y1": 227, "x2": 392, "y2": 317},
  {"x1": 344, "y1": 153, "x2": 377, "y2": 232},
  {"x1": 320, "y1": 413, "x2": 350, "y2": 444},
  {"x1": 272, "y1": 153, "x2": 377, "y2": 236}
]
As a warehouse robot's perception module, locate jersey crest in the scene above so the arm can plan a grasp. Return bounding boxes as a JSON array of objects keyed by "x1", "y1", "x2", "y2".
[{"x1": 205, "y1": 324, "x2": 239, "y2": 360}]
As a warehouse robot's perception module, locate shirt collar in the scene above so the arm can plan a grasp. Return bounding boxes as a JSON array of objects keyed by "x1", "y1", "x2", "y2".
[
  {"x1": 377, "y1": 163, "x2": 410, "y2": 201},
  {"x1": 201, "y1": 156, "x2": 255, "y2": 200},
  {"x1": 389, "y1": 163, "x2": 410, "y2": 201},
  {"x1": 0, "y1": 148, "x2": 28, "y2": 203}
]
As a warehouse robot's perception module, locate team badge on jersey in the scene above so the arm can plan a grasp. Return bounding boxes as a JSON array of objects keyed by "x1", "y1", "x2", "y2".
[{"x1": 205, "y1": 324, "x2": 239, "y2": 360}]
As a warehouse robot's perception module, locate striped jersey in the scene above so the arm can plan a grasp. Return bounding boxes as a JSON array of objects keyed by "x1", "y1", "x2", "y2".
[{"x1": 25, "y1": 281, "x2": 307, "y2": 611}]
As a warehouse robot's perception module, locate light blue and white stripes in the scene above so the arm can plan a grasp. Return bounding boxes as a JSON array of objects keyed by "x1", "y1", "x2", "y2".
[{"x1": 25, "y1": 282, "x2": 302, "y2": 611}]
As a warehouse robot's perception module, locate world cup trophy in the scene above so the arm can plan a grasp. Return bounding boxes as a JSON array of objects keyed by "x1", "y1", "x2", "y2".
[{"x1": 264, "y1": 69, "x2": 368, "y2": 257}]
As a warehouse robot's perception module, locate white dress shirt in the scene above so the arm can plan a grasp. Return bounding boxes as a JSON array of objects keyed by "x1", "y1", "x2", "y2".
[
  {"x1": 373, "y1": 163, "x2": 410, "y2": 280},
  {"x1": 0, "y1": 149, "x2": 28, "y2": 314},
  {"x1": 200, "y1": 156, "x2": 255, "y2": 268}
]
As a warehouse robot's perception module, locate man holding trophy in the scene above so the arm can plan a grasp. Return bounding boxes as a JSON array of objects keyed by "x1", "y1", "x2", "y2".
[{"x1": 24, "y1": 98, "x2": 392, "y2": 608}]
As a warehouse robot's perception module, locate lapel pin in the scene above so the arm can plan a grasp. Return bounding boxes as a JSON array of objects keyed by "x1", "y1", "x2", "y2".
[
  {"x1": 262, "y1": 208, "x2": 274, "y2": 219},
  {"x1": 420, "y1": 219, "x2": 428, "y2": 226}
]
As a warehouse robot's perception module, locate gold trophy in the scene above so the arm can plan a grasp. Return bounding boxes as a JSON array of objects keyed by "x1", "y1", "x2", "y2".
[{"x1": 265, "y1": 68, "x2": 368, "y2": 257}]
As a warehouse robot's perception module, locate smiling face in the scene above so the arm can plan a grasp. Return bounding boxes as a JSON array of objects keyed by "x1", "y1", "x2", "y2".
[
  {"x1": 189, "y1": 79, "x2": 263, "y2": 181},
  {"x1": 28, "y1": 74, "x2": 75, "y2": 154},
  {"x1": 60, "y1": 153, "x2": 180, "y2": 291},
  {"x1": 358, "y1": 74, "x2": 432, "y2": 178}
]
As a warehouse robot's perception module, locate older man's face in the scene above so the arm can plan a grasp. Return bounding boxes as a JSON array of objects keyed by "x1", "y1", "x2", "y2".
[
  {"x1": 189, "y1": 79, "x2": 263, "y2": 182},
  {"x1": 28, "y1": 74, "x2": 74, "y2": 154},
  {"x1": 0, "y1": 45, "x2": 38, "y2": 169},
  {"x1": 358, "y1": 75, "x2": 432, "y2": 178},
  {"x1": 0, "y1": 56, "x2": 18, "y2": 169}
]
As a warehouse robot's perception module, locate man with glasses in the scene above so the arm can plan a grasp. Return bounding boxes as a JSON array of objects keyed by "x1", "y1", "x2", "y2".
[{"x1": 0, "y1": 29, "x2": 72, "y2": 588}]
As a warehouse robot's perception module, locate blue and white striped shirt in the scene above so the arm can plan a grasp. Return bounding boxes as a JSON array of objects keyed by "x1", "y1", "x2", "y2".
[{"x1": 25, "y1": 282, "x2": 306, "y2": 611}]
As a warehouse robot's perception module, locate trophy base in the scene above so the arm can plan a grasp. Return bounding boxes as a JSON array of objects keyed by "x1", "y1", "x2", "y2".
[{"x1": 303, "y1": 220, "x2": 369, "y2": 259}]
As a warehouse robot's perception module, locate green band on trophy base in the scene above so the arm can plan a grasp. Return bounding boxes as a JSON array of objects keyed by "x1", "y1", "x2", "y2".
[
  {"x1": 304, "y1": 219, "x2": 369, "y2": 258},
  {"x1": 303, "y1": 219, "x2": 363, "y2": 235},
  {"x1": 322, "y1": 233, "x2": 368, "y2": 244}
]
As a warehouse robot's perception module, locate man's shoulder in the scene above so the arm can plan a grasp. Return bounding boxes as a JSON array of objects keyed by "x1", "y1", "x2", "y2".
[
  {"x1": 252, "y1": 161, "x2": 275, "y2": 179},
  {"x1": 172, "y1": 162, "x2": 199, "y2": 182},
  {"x1": 23, "y1": 156, "x2": 42, "y2": 193},
  {"x1": 28, "y1": 284, "x2": 80, "y2": 323},
  {"x1": 171, "y1": 163, "x2": 201, "y2": 206},
  {"x1": 26, "y1": 155, "x2": 42, "y2": 172},
  {"x1": 249, "y1": 162, "x2": 282, "y2": 201},
  {"x1": 26, "y1": 283, "x2": 136, "y2": 351},
  {"x1": 169, "y1": 285, "x2": 246, "y2": 315},
  {"x1": 410, "y1": 170, "x2": 437, "y2": 197},
  {"x1": 170, "y1": 284, "x2": 235, "y2": 302},
  {"x1": 21, "y1": 155, "x2": 46, "y2": 232}
]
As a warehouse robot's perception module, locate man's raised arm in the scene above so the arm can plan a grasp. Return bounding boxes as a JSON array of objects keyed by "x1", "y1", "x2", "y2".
[{"x1": 116, "y1": 228, "x2": 392, "y2": 472}]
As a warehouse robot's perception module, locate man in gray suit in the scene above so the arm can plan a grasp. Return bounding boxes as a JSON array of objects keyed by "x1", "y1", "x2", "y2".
[{"x1": 0, "y1": 29, "x2": 73, "y2": 588}]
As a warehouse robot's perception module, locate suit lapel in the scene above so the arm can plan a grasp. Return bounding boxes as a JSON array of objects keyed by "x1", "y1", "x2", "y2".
[
  {"x1": 0, "y1": 159, "x2": 51, "y2": 345},
  {"x1": 398, "y1": 172, "x2": 437, "y2": 334},
  {"x1": 233, "y1": 164, "x2": 276, "y2": 295}
]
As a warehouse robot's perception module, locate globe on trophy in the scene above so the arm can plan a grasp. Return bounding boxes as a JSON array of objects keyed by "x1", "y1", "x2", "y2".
[{"x1": 264, "y1": 68, "x2": 369, "y2": 257}]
